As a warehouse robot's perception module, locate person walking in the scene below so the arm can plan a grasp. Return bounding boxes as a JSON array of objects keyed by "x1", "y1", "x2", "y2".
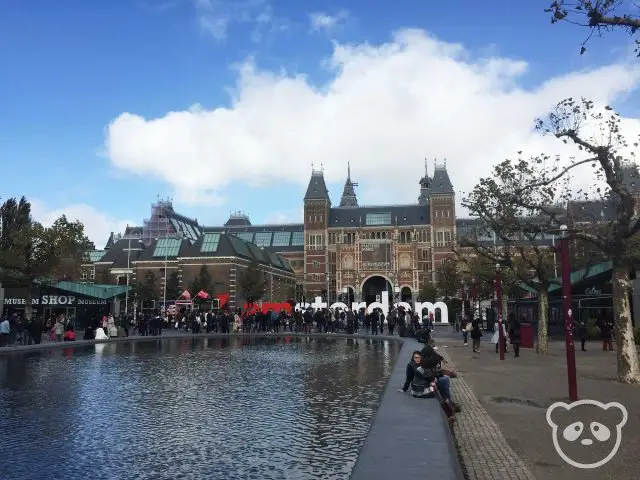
[
  {"x1": 461, "y1": 317, "x2": 469, "y2": 346},
  {"x1": 0, "y1": 316, "x2": 10, "y2": 347},
  {"x1": 599, "y1": 315, "x2": 614, "y2": 351},
  {"x1": 470, "y1": 319, "x2": 483, "y2": 353},
  {"x1": 509, "y1": 313, "x2": 521, "y2": 358},
  {"x1": 574, "y1": 319, "x2": 588, "y2": 351},
  {"x1": 54, "y1": 316, "x2": 65, "y2": 342}
]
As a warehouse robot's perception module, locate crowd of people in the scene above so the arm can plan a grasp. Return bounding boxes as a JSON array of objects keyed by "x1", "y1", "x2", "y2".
[{"x1": 0, "y1": 312, "x2": 76, "y2": 347}]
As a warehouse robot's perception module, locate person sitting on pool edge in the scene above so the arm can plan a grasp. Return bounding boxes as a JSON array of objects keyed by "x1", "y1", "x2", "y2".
[
  {"x1": 421, "y1": 338, "x2": 457, "y2": 378},
  {"x1": 400, "y1": 346, "x2": 461, "y2": 413},
  {"x1": 400, "y1": 351, "x2": 437, "y2": 397}
]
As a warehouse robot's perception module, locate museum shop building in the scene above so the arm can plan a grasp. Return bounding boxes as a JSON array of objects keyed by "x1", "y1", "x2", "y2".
[{"x1": 1, "y1": 282, "x2": 127, "y2": 328}]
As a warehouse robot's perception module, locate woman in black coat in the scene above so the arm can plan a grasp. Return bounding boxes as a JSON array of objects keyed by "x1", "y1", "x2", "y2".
[{"x1": 508, "y1": 313, "x2": 521, "y2": 358}]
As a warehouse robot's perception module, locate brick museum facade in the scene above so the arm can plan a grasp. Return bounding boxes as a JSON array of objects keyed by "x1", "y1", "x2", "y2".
[{"x1": 76, "y1": 161, "x2": 459, "y2": 309}]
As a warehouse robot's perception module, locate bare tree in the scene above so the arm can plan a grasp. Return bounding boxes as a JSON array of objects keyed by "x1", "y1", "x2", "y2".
[
  {"x1": 507, "y1": 98, "x2": 640, "y2": 383},
  {"x1": 546, "y1": 0, "x2": 640, "y2": 55},
  {"x1": 462, "y1": 159, "x2": 566, "y2": 353}
]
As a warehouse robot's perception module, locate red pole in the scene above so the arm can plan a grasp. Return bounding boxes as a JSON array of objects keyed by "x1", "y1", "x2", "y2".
[
  {"x1": 560, "y1": 226, "x2": 578, "y2": 401},
  {"x1": 495, "y1": 264, "x2": 505, "y2": 361},
  {"x1": 472, "y1": 279, "x2": 477, "y2": 319}
]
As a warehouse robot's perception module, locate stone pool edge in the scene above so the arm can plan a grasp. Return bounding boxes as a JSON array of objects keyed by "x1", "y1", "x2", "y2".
[
  {"x1": 349, "y1": 336, "x2": 464, "y2": 480},
  {"x1": 1, "y1": 332, "x2": 464, "y2": 479}
]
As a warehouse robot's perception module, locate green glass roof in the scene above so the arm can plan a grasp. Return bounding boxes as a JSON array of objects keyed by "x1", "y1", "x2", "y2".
[
  {"x1": 55, "y1": 281, "x2": 128, "y2": 299},
  {"x1": 201, "y1": 233, "x2": 220, "y2": 253},
  {"x1": 235, "y1": 232, "x2": 254, "y2": 242},
  {"x1": 548, "y1": 261, "x2": 613, "y2": 292},
  {"x1": 291, "y1": 231, "x2": 304, "y2": 246},
  {"x1": 272, "y1": 231, "x2": 291, "y2": 247},
  {"x1": 228, "y1": 235, "x2": 252, "y2": 258},
  {"x1": 88, "y1": 250, "x2": 105, "y2": 262},
  {"x1": 153, "y1": 238, "x2": 181, "y2": 257},
  {"x1": 247, "y1": 242, "x2": 267, "y2": 262},
  {"x1": 517, "y1": 261, "x2": 613, "y2": 294},
  {"x1": 254, "y1": 232, "x2": 272, "y2": 247}
]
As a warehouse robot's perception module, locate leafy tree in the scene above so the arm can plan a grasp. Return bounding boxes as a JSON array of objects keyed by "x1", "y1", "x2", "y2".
[
  {"x1": 461, "y1": 157, "x2": 564, "y2": 354},
  {"x1": 284, "y1": 284, "x2": 296, "y2": 303},
  {"x1": 434, "y1": 260, "x2": 461, "y2": 299},
  {"x1": 546, "y1": 1, "x2": 640, "y2": 55},
  {"x1": 0, "y1": 197, "x2": 91, "y2": 320},
  {"x1": 418, "y1": 280, "x2": 438, "y2": 302},
  {"x1": 190, "y1": 265, "x2": 213, "y2": 306},
  {"x1": 462, "y1": 255, "x2": 498, "y2": 302},
  {"x1": 139, "y1": 271, "x2": 158, "y2": 302},
  {"x1": 238, "y1": 260, "x2": 266, "y2": 306},
  {"x1": 166, "y1": 271, "x2": 180, "y2": 300},
  {"x1": 504, "y1": 98, "x2": 640, "y2": 383}
]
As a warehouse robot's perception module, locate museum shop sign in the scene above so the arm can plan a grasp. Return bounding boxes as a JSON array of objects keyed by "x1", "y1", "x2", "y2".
[{"x1": 3, "y1": 295, "x2": 107, "y2": 306}]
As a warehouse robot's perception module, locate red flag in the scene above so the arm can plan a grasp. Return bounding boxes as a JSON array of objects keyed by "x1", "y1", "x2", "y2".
[
  {"x1": 179, "y1": 290, "x2": 191, "y2": 300},
  {"x1": 196, "y1": 290, "x2": 210, "y2": 300}
]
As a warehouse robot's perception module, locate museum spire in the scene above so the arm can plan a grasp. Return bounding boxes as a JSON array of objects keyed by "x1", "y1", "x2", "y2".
[{"x1": 339, "y1": 162, "x2": 359, "y2": 208}]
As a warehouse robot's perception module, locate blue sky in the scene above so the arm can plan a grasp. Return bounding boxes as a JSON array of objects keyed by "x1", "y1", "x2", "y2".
[{"x1": 1, "y1": 0, "x2": 638, "y2": 246}]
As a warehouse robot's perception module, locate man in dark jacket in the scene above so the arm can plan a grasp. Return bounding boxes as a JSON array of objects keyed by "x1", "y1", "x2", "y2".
[{"x1": 370, "y1": 309, "x2": 379, "y2": 335}]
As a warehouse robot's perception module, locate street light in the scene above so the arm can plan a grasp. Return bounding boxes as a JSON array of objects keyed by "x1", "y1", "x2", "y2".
[
  {"x1": 471, "y1": 278, "x2": 477, "y2": 321},
  {"x1": 558, "y1": 224, "x2": 578, "y2": 401},
  {"x1": 342, "y1": 286, "x2": 348, "y2": 304},
  {"x1": 394, "y1": 286, "x2": 400, "y2": 307},
  {"x1": 495, "y1": 263, "x2": 505, "y2": 361},
  {"x1": 125, "y1": 236, "x2": 131, "y2": 316},
  {"x1": 460, "y1": 280, "x2": 466, "y2": 321}
]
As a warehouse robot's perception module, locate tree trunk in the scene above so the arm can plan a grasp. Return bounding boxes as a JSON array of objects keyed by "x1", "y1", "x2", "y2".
[
  {"x1": 612, "y1": 267, "x2": 640, "y2": 384},
  {"x1": 501, "y1": 294, "x2": 508, "y2": 323},
  {"x1": 24, "y1": 288, "x2": 33, "y2": 321},
  {"x1": 536, "y1": 289, "x2": 549, "y2": 354}
]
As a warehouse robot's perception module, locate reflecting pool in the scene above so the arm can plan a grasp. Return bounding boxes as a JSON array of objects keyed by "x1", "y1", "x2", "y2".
[{"x1": 0, "y1": 336, "x2": 400, "y2": 480}]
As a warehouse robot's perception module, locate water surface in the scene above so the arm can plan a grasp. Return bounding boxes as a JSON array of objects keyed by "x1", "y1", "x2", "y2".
[{"x1": 0, "y1": 336, "x2": 400, "y2": 480}]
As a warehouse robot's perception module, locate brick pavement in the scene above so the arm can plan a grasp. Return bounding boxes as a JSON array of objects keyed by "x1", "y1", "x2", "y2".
[
  {"x1": 436, "y1": 331, "x2": 640, "y2": 480},
  {"x1": 439, "y1": 347, "x2": 536, "y2": 480}
]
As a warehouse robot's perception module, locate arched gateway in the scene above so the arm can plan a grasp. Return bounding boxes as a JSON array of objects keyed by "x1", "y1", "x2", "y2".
[{"x1": 361, "y1": 275, "x2": 393, "y2": 305}]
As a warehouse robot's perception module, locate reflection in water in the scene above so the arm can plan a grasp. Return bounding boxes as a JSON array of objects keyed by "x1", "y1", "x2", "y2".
[{"x1": 0, "y1": 337, "x2": 400, "y2": 480}]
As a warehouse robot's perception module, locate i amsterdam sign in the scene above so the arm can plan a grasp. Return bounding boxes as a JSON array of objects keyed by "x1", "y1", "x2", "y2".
[{"x1": 4, "y1": 295, "x2": 107, "y2": 306}]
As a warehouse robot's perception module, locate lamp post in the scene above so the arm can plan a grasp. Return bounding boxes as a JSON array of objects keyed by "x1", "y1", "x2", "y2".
[
  {"x1": 472, "y1": 278, "x2": 477, "y2": 320},
  {"x1": 342, "y1": 286, "x2": 348, "y2": 304},
  {"x1": 460, "y1": 281, "x2": 466, "y2": 321},
  {"x1": 495, "y1": 263, "x2": 505, "y2": 361},
  {"x1": 125, "y1": 236, "x2": 131, "y2": 316},
  {"x1": 394, "y1": 286, "x2": 400, "y2": 308},
  {"x1": 559, "y1": 224, "x2": 578, "y2": 401}
]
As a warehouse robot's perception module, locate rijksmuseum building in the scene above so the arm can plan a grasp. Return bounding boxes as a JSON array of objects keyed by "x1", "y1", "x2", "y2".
[{"x1": 81, "y1": 161, "x2": 458, "y2": 310}]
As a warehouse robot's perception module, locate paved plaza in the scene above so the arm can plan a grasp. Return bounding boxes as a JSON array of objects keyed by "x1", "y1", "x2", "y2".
[{"x1": 436, "y1": 330, "x2": 640, "y2": 480}]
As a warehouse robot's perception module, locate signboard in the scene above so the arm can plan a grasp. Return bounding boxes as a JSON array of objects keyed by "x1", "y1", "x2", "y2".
[
  {"x1": 3, "y1": 295, "x2": 107, "y2": 306},
  {"x1": 361, "y1": 242, "x2": 391, "y2": 269}
]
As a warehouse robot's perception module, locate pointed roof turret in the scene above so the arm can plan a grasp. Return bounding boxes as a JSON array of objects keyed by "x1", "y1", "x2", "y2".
[
  {"x1": 104, "y1": 232, "x2": 115, "y2": 250},
  {"x1": 304, "y1": 168, "x2": 331, "y2": 203},
  {"x1": 431, "y1": 160, "x2": 455, "y2": 195},
  {"x1": 418, "y1": 158, "x2": 431, "y2": 205},
  {"x1": 339, "y1": 162, "x2": 359, "y2": 208}
]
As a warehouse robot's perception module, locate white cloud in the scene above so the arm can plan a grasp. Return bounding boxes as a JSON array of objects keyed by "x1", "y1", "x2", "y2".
[
  {"x1": 194, "y1": 0, "x2": 286, "y2": 42},
  {"x1": 263, "y1": 209, "x2": 303, "y2": 225},
  {"x1": 30, "y1": 201, "x2": 134, "y2": 249},
  {"x1": 309, "y1": 10, "x2": 349, "y2": 32},
  {"x1": 105, "y1": 29, "x2": 640, "y2": 210}
]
